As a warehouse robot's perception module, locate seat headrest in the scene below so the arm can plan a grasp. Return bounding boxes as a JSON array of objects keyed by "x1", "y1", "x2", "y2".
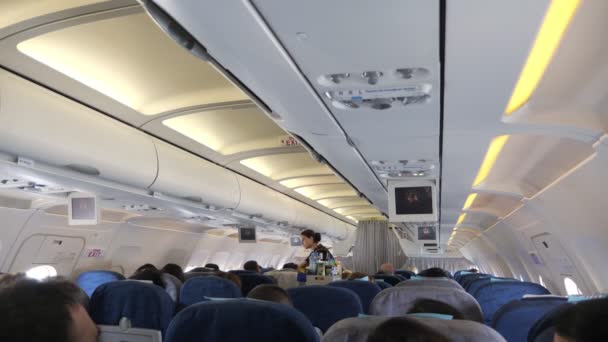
[
  {"x1": 370, "y1": 286, "x2": 483, "y2": 322},
  {"x1": 235, "y1": 273, "x2": 275, "y2": 296},
  {"x1": 372, "y1": 274, "x2": 402, "y2": 286},
  {"x1": 89, "y1": 281, "x2": 174, "y2": 335},
  {"x1": 180, "y1": 276, "x2": 242, "y2": 306},
  {"x1": 473, "y1": 281, "x2": 550, "y2": 324},
  {"x1": 76, "y1": 270, "x2": 125, "y2": 297},
  {"x1": 328, "y1": 280, "x2": 381, "y2": 314},
  {"x1": 287, "y1": 285, "x2": 363, "y2": 332},
  {"x1": 375, "y1": 280, "x2": 392, "y2": 289},
  {"x1": 527, "y1": 303, "x2": 573, "y2": 342},
  {"x1": 164, "y1": 299, "x2": 319, "y2": 342},
  {"x1": 397, "y1": 278, "x2": 463, "y2": 291},
  {"x1": 323, "y1": 316, "x2": 506, "y2": 342}
]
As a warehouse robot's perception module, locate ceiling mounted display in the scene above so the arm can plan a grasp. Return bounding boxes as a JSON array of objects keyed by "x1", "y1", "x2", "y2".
[{"x1": 370, "y1": 160, "x2": 437, "y2": 179}]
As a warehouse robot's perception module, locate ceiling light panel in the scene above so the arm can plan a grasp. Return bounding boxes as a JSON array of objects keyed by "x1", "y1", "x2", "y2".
[
  {"x1": 17, "y1": 12, "x2": 247, "y2": 115},
  {"x1": 240, "y1": 152, "x2": 332, "y2": 180},
  {"x1": 0, "y1": 0, "x2": 105, "y2": 29},
  {"x1": 317, "y1": 197, "x2": 370, "y2": 209},
  {"x1": 163, "y1": 106, "x2": 293, "y2": 155},
  {"x1": 505, "y1": 0, "x2": 580, "y2": 114},
  {"x1": 473, "y1": 135, "x2": 510, "y2": 187},
  {"x1": 294, "y1": 184, "x2": 357, "y2": 201},
  {"x1": 333, "y1": 206, "x2": 380, "y2": 216},
  {"x1": 279, "y1": 175, "x2": 341, "y2": 188}
]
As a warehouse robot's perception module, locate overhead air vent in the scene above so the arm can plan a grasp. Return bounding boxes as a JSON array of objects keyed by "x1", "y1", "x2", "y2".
[
  {"x1": 122, "y1": 204, "x2": 164, "y2": 212},
  {"x1": 369, "y1": 160, "x2": 436, "y2": 179}
]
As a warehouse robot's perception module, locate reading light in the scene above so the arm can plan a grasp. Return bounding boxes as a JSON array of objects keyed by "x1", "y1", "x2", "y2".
[
  {"x1": 463, "y1": 193, "x2": 478, "y2": 210},
  {"x1": 504, "y1": 0, "x2": 580, "y2": 115},
  {"x1": 473, "y1": 135, "x2": 509, "y2": 187}
]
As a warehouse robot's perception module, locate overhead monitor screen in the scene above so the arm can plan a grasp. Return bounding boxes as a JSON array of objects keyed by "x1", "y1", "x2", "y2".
[
  {"x1": 395, "y1": 186, "x2": 433, "y2": 215},
  {"x1": 68, "y1": 192, "x2": 99, "y2": 225},
  {"x1": 238, "y1": 227, "x2": 257, "y2": 243},
  {"x1": 417, "y1": 226, "x2": 437, "y2": 241}
]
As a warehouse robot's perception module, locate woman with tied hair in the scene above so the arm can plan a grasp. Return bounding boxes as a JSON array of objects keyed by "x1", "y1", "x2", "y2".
[{"x1": 298, "y1": 229, "x2": 333, "y2": 269}]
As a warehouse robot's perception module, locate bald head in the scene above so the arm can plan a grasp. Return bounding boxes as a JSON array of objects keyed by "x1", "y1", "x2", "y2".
[{"x1": 380, "y1": 263, "x2": 395, "y2": 275}]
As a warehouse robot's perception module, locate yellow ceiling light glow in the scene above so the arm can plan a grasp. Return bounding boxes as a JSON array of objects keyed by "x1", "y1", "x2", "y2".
[
  {"x1": 504, "y1": 0, "x2": 580, "y2": 115},
  {"x1": 456, "y1": 214, "x2": 466, "y2": 225},
  {"x1": 463, "y1": 193, "x2": 478, "y2": 210},
  {"x1": 279, "y1": 175, "x2": 341, "y2": 189},
  {"x1": 473, "y1": 135, "x2": 509, "y2": 187}
]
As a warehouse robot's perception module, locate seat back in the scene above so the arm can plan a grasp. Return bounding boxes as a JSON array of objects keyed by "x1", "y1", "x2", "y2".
[
  {"x1": 287, "y1": 285, "x2": 363, "y2": 332},
  {"x1": 370, "y1": 286, "x2": 483, "y2": 322},
  {"x1": 527, "y1": 303, "x2": 573, "y2": 342},
  {"x1": 76, "y1": 270, "x2": 125, "y2": 297},
  {"x1": 375, "y1": 280, "x2": 392, "y2": 290},
  {"x1": 183, "y1": 271, "x2": 218, "y2": 280},
  {"x1": 373, "y1": 274, "x2": 402, "y2": 286},
  {"x1": 394, "y1": 270, "x2": 415, "y2": 279},
  {"x1": 492, "y1": 297, "x2": 567, "y2": 342},
  {"x1": 468, "y1": 277, "x2": 515, "y2": 294},
  {"x1": 327, "y1": 280, "x2": 381, "y2": 314},
  {"x1": 397, "y1": 278, "x2": 463, "y2": 291},
  {"x1": 458, "y1": 273, "x2": 489, "y2": 287},
  {"x1": 89, "y1": 281, "x2": 174, "y2": 336},
  {"x1": 180, "y1": 276, "x2": 242, "y2": 306},
  {"x1": 162, "y1": 273, "x2": 182, "y2": 302},
  {"x1": 322, "y1": 316, "x2": 506, "y2": 342},
  {"x1": 265, "y1": 270, "x2": 299, "y2": 289},
  {"x1": 165, "y1": 299, "x2": 319, "y2": 342},
  {"x1": 237, "y1": 273, "x2": 275, "y2": 296},
  {"x1": 474, "y1": 281, "x2": 551, "y2": 325}
]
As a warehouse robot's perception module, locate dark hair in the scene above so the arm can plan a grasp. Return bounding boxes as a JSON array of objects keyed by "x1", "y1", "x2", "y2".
[
  {"x1": 129, "y1": 269, "x2": 165, "y2": 288},
  {"x1": 161, "y1": 263, "x2": 185, "y2": 282},
  {"x1": 313, "y1": 233, "x2": 322, "y2": 243},
  {"x1": 0, "y1": 273, "x2": 26, "y2": 289},
  {"x1": 408, "y1": 299, "x2": 465, "y2": 319},
  {"x1": 468, "y1": 268, "x2": 479, "y2": 273},
  {"x1": 282, "y1": 263, "x2": 298, "y2": 270},
  {"x1": 301, "y1": 229, "x2": 315, "y2": 239},
  {"x1": 247, "y1": 284, "x2": 292, "y2": 306},
  {"x1": 367, "y1": 317, "x2": 449, "y2": 342},
  {"x1": 135, "y1": 263, "x2": 157, "y2": 272},
  {"x1": 244, "y1": 260, "x2": 260, "y2": 272},
  {"x1": 44, "y1": 277, "x2": 90, "y2": 310},
  {"x1": 348, "y1": 272, "x2": 373, "y2": 281},
  {"x1": 0, "y1": 279, "x2": 82, "y2": 342},
  {"x1": 204, "y1": 263, "x2": 220, "y2": 271},
  {"x1": 418, "y1": 267, "x2": 448, "y2": 278},
  {"x1": 555, "y1": 298, "x2": 608, "y2": 342},
  {"x1": 216, "y1": 271, "x2": 242, "y2": 289}
]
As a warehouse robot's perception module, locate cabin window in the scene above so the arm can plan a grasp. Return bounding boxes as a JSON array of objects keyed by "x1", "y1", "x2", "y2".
[
  {"x1": 25, "y1": 265, "x2": 57, "y2": 280},
  {"x1": 564, "y1": 277, "x2": 582, "y2": 295}
]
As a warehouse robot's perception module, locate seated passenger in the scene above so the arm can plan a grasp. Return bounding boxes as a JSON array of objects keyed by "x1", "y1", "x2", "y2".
[
  {"x1": 468, "y1": 268, "x2": 479, "y2": 273},
  {"x1": 554, "y1": 298, "x2": 608, "y2": 342},
  {"x1": 161, "y1": 263, "x2": 185, "y2": 282},
  {"x1": 367, "y1": 316, "x2": 449, "y2": 342},
  {"x1": 244, "y1": 260, "x2": 261, "y2": 273},
  {"x1": 283, "y1": 262, "x2": 298, "y2": 270},
  {"x1": 247, "y1": 284, "x2": 293, "y2": 306},
  {"x1": 204, "y1": 263, "x2": 220, "y2": 271},
  {"x1": 407, "y1": 299, "x2": 465, "y2": 319},
  {"x1": 378, "y1": 263, "x2": 395, "y2": 275},
  {"x1": 0, "y1": 279, "x2": 98, "y2": 342},
  {"x1": 0, "y1": 272, "x2": 26, "y2": 289},
  {"x1": 135, "y1": 263, "x2": 158, "y2": 272},
  {"x1": 45, "y1": 277, "x2": 90, "y2": 310},
  {"x1": 348, "y1": 272, "x2": 374, "y2": 281},
  {"x1": 216, "y1": 271, "x2": 242, "y2": 290},
  {"x1": 129, "y1": 268, "x2": 165, "y2": 288},
  {"x1": 418, "y1": 267, "x2": 448, "y2": 278}
]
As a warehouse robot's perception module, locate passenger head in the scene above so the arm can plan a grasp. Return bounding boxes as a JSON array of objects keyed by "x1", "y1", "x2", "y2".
[
  {"x1": 129, "y1": 269, "x2": 165, "y2": 288},
  {"x1": 161, "y1": 263, "x2": 185, "y2": 282},
  {"x1": 554, "y1": 298, "x2": 608, "y2": 342},
  {"x1": 0, "y1": 279, "x2": 98, "y2": 342},
  {"x1": 244, "y1": 260, "x2": 261, "y2": 273},
  {"x1": 204, "y1": 263, "x2": 220, "y2": 271},
  {"x1": 408, "y1": 299, "x2": 464, "y2": 320},
  {"x1": 0, "y1": 272, "x2": 26, "y2": 289},
  {"x1": 247, "y1": 284, "x2": 293, "y2": 306},
  {"x1": 379, "y1": 263, "x2": 395, "y2": 275},
  {"x1": 216, "y1": 271, "x2": 242, "y2": 290},
  {"x1": 301, "y1": 229, "x2": 316, "y2": 249},
  {"x1": 348, "y1": 272, "x2": 373, "y2": 281},
  {"x1": 367, "y1": 316, "x2": 449, "y2": 342},
  {"x1": 135, "y1": 263, "x2": 157, "y2": 272},
  {"x1": 418, "y1": 267, "x2": 448, "y2": 278},
  {"x1": 282, "y1": 262, "x2": 298, "y2": 270},
  {"x1": 44, "y1": 277, "x2": 90, "y2": 310},
  {"x1": 468, "y1": 268, "x2": 479, "y2": 273}
]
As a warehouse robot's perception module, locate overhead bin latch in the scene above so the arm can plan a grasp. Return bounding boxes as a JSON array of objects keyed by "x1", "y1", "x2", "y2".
[{"x1": 139, "y1": 0, "x2": 210, "y2": 61}]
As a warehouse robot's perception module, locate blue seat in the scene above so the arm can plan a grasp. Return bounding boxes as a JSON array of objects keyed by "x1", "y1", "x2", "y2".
[
  {"x1": 76, "y1": 270, "x2": 124, "y2": 297},
  {"x1": 492, "y1": 296, "x2": 567, "y2": 342},
  {"x1": 287, "y1": 285, "x2": 363, "y2": 332},
  {"x1": 236, "y1": 273, "x2": 276, "y2": 296},
  {"x1": 375, "y1": 280, "x2": 393, "y2": 290},
  {"x1": 180, "y1": 276, "x2": 242, "y2": 306},
  {"x1": 164, "y1": 299, "x2": 319, "y2": 342},
  {"x1": 328, "y1": 280, "x2": 381, "y2": 314},
  {"x1": 373, "y1": 274, "x2": 402, "y2": 286},
  {"x1": 467, "y1": 277, "x2": 514, "y2": 294},
  {"x1": 395, "y1": 270, "x2": 416, "y2": 279},
  {"x1": 527, "y1": 303, "x2": 573, "y2": 342},
  {"x1": 89, "y1": 281, "x2": 174, "y2": 335},
  {"x1": 474, "y1": 281, "x2": 551, "y2": 325},
  {"x1": 459, "y1": 273, "x2": 490, "y2": 288}
]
